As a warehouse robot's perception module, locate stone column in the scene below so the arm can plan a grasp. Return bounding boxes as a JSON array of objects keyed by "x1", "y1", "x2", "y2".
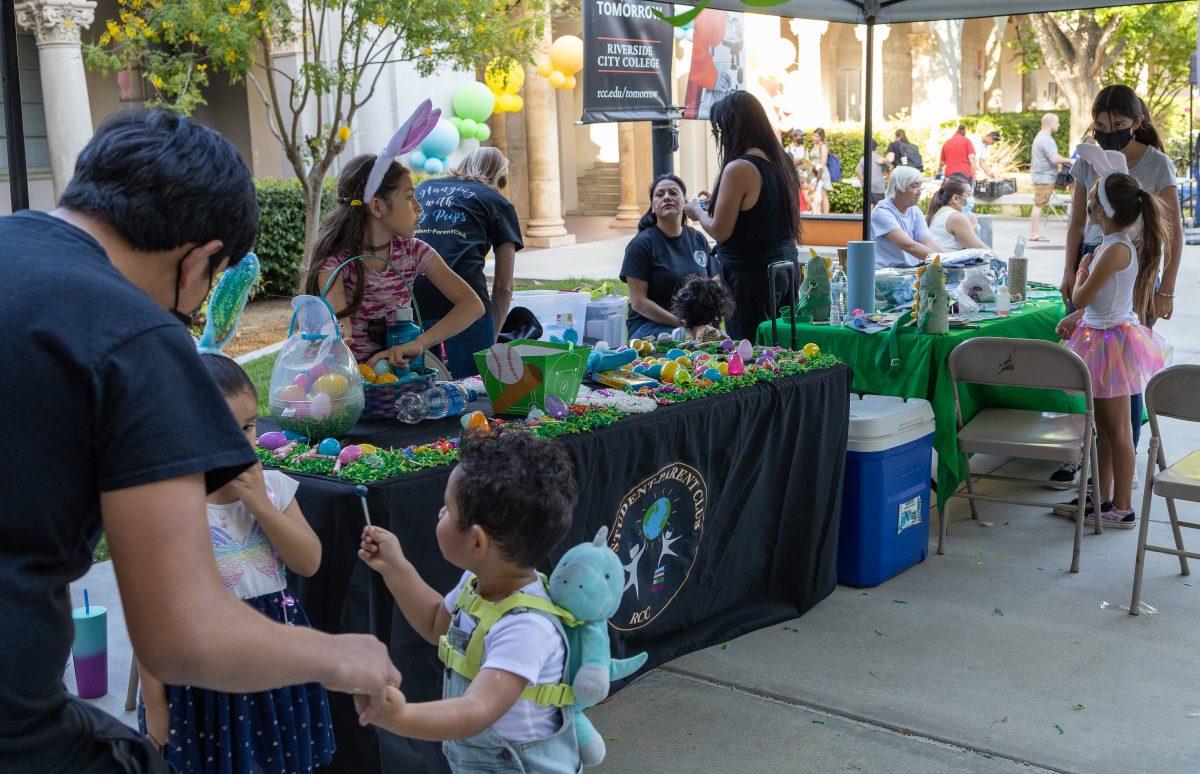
[
  {"x1": 854, "y1": 23, "x2": 891, "y2": 126},
  {"x1": 611, "y1": 122, "x2": 641, "y2": 228},
  {"x1": 16, "y1": 0, "x2": 97, "y2": 198},
  {"x1": 522, "y1": 26, "x2": 574, "y2": 247},
  {"x1": 909, "y1": 21, "x2": 962, "y2": 125},
  {"x1": 488, "y1": 112, "x2": 509, "y2": 158},
  {"x1": 789, "y1": 19, "x2": 829, "y2": 125}
]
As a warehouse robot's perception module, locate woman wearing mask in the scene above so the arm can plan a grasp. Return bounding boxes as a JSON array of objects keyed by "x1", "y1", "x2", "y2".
[
  {"x1": 1051, "y1": 84, "x2": 1183, "y2": 489},
  {"x1": 925, "y1": 176, "x2": 988, "y2": 251},
  {"x1": 684, "y1": 91, "x2": 802, "y2": 340}
]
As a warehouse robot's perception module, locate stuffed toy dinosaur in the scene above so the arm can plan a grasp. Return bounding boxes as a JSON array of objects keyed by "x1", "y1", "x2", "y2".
[
  {"x1": 548, "y1": 527, "x2": 648, "y2": 767},
  {"x1": 196, "y1": 252, "x2": 260, "y2": 354},
  {"x1": 586, "y1": 345, "x2": 638, "y2": 377},
  {"x1": 916, "y1": 256, "x2": 949, "y2": 334},
  {"x1": 794, "y1": 248, "x2": 830, "y2": 320}
]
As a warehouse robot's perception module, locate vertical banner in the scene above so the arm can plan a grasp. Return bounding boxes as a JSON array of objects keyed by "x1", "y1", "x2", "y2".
[
  {"x1": 682, "y1": 7, "x2": 746, "y2": 120},
  {"x1": 581, "y1": 0, "x2": 673, "y2": 123}
]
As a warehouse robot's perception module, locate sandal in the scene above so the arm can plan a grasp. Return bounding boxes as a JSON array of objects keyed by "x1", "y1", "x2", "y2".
[{"x1": 1029, "y1": 235, "x2": 1050, "y2": 242}]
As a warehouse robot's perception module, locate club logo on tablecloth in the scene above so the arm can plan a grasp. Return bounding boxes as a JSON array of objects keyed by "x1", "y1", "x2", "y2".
[{"x1": 608, "y1": 462, "x2": 706, "y2": 631}]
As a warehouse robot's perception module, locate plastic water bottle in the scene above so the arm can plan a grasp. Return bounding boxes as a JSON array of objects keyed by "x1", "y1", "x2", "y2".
[
  {"x1": 386, "y1": 307, "x2": 426, "y2": 371},
  {"x1": 395, "y1": 382, "x2": 478, "y2": 424},
  {"x1": 562, "y1": 313, "x2": 579, "y2": 344},
  {"x1": 829, "y1": 264, "x2": 848, "y2": 326},
  {"x1": 996, "y1": 283, "x2": 1011, "y2": 317}
]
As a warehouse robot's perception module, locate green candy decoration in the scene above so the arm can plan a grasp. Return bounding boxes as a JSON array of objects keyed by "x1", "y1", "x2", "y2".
[
  {"x1": 916, "y1": 255, "x2": 949, "y2": 334},
  {"x1": 795, "y1": 249, "x2": 830, "y2": 321}
]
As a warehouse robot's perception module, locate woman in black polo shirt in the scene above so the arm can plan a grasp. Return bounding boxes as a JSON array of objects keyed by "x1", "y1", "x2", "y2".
[{"x1": 620, "y1": 174, "x2": 715, "y2": 340}]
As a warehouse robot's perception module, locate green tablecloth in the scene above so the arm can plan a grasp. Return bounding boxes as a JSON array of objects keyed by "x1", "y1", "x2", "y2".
[{"x1": 757, "y1": 298, "x2": 1076, "y2": 509}]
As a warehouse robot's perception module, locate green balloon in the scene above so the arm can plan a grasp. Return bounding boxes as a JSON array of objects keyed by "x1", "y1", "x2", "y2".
[
  {"x1": 474, "y1": 123, "x2": 492, "y2": 142},
  {"x1": 449, "y1": 116, "x2": 464, "y2": 130},
  {"x1": 459, "y1": 119, "x2": 478, "y2": 138},
  {"x1": 452, "y1": 81, "x2": 495, "y2": 123}
]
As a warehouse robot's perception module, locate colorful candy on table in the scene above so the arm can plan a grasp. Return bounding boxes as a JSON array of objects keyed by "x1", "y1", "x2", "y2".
[{"x1": 255, "y1": 404, "x2": 627, "y2": 483}]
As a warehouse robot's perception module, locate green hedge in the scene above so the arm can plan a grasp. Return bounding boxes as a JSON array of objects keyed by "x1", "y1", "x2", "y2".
[
  {"x1": 828, "y1": 181, "x2": 862, "y2": 214},
  {"x1": 253, "y1": 172, "x2": 437, "y2": 297},
  {"x1": 940, "y1": 110, "x2": 1070, "y2": 167}
]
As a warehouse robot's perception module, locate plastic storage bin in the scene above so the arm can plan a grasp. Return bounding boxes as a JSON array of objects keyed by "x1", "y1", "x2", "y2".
[
  {"x1": 585, "y1": 295, "x2": 628, "y2": 345},
  {"x1": 838, "y1": 394, "x2": 936, "y2": 587},
  {"x1": 510, "y1": 290, "x2": 590, "y2": 342}
]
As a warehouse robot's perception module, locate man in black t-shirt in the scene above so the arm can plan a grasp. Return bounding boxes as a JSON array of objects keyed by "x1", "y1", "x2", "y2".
[
  {"x1": 0, "y1": 111, "x2": 399, "y2": 772},
  {"x1": 886, "y1": 129, "x2": 923, "y2": 172}
]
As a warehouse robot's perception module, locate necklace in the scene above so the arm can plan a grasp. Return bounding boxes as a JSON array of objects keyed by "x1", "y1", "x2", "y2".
[{"x1": 363, "y1": 237, "x2": 391, "y2": 252}]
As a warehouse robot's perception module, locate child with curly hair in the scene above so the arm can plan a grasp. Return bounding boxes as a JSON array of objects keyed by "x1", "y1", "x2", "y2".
[
  {"x1": 356, "y1": 430, "x2": 581, "y2": 772},
  {"x1": 670, "y1": 275, "x2": 735, "y2": 342}
]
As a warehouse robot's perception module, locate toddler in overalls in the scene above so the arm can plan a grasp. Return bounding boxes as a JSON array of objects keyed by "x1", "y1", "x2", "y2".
[{"x1": 357, "y1": 429, "x2": 581, "y2": 772}]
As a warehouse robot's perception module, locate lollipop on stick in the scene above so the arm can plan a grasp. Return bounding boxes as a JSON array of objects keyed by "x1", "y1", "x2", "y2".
[{"x1": 356, "y1": 484, "x2": 376, "y2": 635}]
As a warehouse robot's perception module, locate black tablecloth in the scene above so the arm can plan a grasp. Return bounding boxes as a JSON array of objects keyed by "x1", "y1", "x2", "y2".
[{"x1": 277, "y1": 364, "x2": 851, "y2": 773}]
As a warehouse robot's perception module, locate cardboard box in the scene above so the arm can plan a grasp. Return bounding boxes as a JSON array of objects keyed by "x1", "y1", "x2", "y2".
[{"x1": 473, "y1": 339, "x2": 591, "y2": 416}]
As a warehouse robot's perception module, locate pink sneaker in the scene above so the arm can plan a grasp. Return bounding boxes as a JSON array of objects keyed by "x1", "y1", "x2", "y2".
[{"x1": 1085, "y1": 506, "x2": 1137, "y2": 530}]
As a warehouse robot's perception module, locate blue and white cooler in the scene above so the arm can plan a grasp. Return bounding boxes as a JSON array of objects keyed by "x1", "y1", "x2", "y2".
[{"x1": 838, "y1": 394, "x2": 936, "y2": 587}]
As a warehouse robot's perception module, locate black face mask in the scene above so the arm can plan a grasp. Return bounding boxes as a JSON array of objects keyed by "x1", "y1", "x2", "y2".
[
  {"x1": 1094, "y1": 126, "x2": 1136, "y2": 152},
  {"x1": 171, "y1": 253, "x2": 214, "y2": 328}
]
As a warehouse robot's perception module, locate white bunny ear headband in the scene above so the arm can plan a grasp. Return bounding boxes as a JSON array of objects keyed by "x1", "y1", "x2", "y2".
[
  {"x1": 351, "y1": 99, "x2": 442, "y2": 205},
  {"x1": 1074, "y1": 143, "x2": 1132, "y2": 219}
]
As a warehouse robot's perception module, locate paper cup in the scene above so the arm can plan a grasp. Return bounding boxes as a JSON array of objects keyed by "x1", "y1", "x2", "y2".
[{"x1": 1008, "y1": 257, "x2": 1028, "y2": 302}]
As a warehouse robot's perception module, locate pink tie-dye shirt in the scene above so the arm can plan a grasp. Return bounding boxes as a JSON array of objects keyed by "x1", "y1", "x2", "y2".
[{"x1": 321, "y1": 237, "x2": 437, "y2": 360}]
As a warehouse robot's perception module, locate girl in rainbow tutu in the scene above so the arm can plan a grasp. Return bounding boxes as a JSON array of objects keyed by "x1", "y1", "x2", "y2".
[{"x1": 1057, "y1": 145, "x2": 1171, "y2": 530}]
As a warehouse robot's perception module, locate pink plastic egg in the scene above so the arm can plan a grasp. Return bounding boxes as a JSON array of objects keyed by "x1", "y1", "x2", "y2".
[
  {"x1": 338, "y1": 445, "x2": 362, "y2": 464},
  {"x1": 280, "y1": 384, "x2": 306, "y2": 402},
  {"x1": 727, "y1": 353, "x2": 745, "y2": 376},
  {"x1": 310, "y1": 392, "x2": 332, "y2": 420},
  {"x1": 293, "y1": 373, "x2": 313, "y2": 391}
]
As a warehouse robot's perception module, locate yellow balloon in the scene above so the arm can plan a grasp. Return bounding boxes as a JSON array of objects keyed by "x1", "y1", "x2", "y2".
[
  {"x1": 485, "y1": 58, "x2": 525, "y2": 95},
  {"x1": 563, "y1": 74, "x2": 577, "y2": 90},
  {"x1": 495, "y1": 93, "x2": 519, "y2": 113},
  {"x1": 548, "y1": 70, "x2": 566, "y2": 88},
  {"x1": 536, "y1": 59, "x2": 554, "y2": 78},
  {"x1": 549, "y1": 35, "x2": 584, "y2": 76},
  {"x1": 508, "y1": 94, "x2": 523, "y2": 112}
]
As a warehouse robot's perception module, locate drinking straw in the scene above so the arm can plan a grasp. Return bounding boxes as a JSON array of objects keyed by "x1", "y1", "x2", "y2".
[{"x1": 83, "y1": 588, "x2": 90, "y2": 616}]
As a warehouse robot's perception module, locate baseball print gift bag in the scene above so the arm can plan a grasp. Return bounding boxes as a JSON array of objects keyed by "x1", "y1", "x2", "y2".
[{"x1": 473, "y1": 339, "x2": 589, "y2": 416}]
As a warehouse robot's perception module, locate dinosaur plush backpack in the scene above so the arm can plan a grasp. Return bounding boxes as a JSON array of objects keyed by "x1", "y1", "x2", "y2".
[{"x1": 438, "y1": 527, "x2": 647, "y2": 767}]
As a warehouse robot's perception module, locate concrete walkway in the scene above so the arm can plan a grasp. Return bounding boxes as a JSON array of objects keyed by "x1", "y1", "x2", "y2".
[{"x1": 66, "y1": 214, "x2": 1200, "y2": 771}]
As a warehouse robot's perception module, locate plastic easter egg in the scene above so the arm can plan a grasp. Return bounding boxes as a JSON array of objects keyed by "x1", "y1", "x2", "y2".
[
  {"x1": 756, "y1": 355, "x2": 773, "y2": 367},
  {"x1": 718, "y1": 338, "x2": 735, "y2": 353},
  {"x1": 308, "y1": 363, "x2": 331, "y2": 380},
  {"x1": 676, "y1": 356, "x2": 692, "y2": 369},
  {"x1": 461, "y1": 410, "x2": 489, "y2": 430},
  {"x1": 666, "y1": 348, "x2": 686, "y2": 361},
  {"x1": 702, "y1": 367, "x2": 723, "y2": 382},
  {"x1": 656, "y1": 332, "x2": 673, "y2": 344},
  {"x1": 257, "y1": 431, "x2": 288, "y2": 450},
  {"x1": 310, "y1": 392, "x2": 332, "y2": 420},
  {"x1": 338, "y1": 445, "x2": 363, "y2": 464},
  {"x1": 376, "y1": 372, "x2": 399, "y2": 384},
  {"x1": 317, "y1": 437, "x2": 341, "y2": 456},
  {"x1": 544, "y1": 394, "x2": 570, "y2": 419},
  {"x1": 283, "y1": 430, "x2": 306, "y2": 442},
  {"x1": 280, "y1": 384, "x2": 306, "y2": 402},
  {"x1": 358, "y1": 363, "x2": 378, "y2": 383},
  {"x1": 629, "y1": 338, "x2": 644, "y2": 350},
  {"x1": 694, "y1": 352, "x2": 710, "y2": 363},
  {"x1": 660, "y1": 362, "x2": 680, "y2": 383},
  {"x1": 293, "y1": 373, "x2": 313, "y2": 391},
  {"x1": 802, "y1": 343, "x2": 821, "y2": 358},
  {"x1": 374, "y1": 359, "x2": 392, "y2": 375},
  {"x1": 633, "y1": 364, "x2": 648, "y2": 375},
  {"x1": 674, "y1": 369, "x2": 692, "y2": 387},
  {"x1": 646, "y1": 364, "x2": 664, "y2": 380},
  {"x1": 358, "y1": 443, "x2": 379, "y2": 454},
  {"x1": 315, "y1": 373, "x2": 349, "y2": 397},
  {"x1": 717, "y1": 362, "x2": 729, "y2": 376},
  {"x1": 727, "y1": 353, "x2": 745, "y2": 376},
  {"x1": 737, "y1": 339, "x2": 754, "y2": 362},
  {"x1": 760, "y1": 348, "x2": 776, "y2": 361}
]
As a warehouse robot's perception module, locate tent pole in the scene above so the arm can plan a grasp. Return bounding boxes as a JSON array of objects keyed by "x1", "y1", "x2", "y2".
[
  {"x1": 0, "y1": 0, "x2": 28, "y2": 212},
  {"x1": 861, "y1": 16, "x2": 875, "y2": 240}
]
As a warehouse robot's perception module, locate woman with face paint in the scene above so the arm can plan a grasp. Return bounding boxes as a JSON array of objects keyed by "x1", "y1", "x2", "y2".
[{"x1": 1052, "y1": 84, "x2": 1184, "y2": 490}]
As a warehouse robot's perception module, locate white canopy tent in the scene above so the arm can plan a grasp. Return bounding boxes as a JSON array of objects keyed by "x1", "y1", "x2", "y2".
[{"x1": 694, "y1": 0, "x2": 1181, "y2": 236}]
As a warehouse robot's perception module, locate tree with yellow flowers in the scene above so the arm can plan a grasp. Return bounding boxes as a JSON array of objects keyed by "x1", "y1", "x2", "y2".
[{"x1": 87, "y1": 0, "x2": 549, "y2": 258}]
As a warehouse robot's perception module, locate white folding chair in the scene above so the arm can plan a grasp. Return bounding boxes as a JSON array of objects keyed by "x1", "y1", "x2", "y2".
[
  {"x1": 942, "y1": 338, "x2": 1100, "y2": 573},
  {"x1": 1130, "y1": 365, "x2": 1200, "y2": 615}
]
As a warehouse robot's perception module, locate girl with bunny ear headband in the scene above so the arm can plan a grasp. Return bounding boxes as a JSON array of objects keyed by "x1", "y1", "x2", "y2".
[{"x1": 302, "y1": 100, "x2": 485, "y2": 370}]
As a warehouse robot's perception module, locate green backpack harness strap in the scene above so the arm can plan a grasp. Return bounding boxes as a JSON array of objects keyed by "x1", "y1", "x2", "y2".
[{"x1": 437, "y1": 573, "x2": 580, "y2": 708}]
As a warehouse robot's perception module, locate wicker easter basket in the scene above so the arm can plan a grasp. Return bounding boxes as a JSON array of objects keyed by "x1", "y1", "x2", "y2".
[{"x1": 321, "y1": 253, "x2": 437, "y2": 421}]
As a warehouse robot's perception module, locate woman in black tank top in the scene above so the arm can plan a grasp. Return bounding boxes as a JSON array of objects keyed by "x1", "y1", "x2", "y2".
[{"x1": 684, "y1": 91, "x2": 802, "y2": 341}]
